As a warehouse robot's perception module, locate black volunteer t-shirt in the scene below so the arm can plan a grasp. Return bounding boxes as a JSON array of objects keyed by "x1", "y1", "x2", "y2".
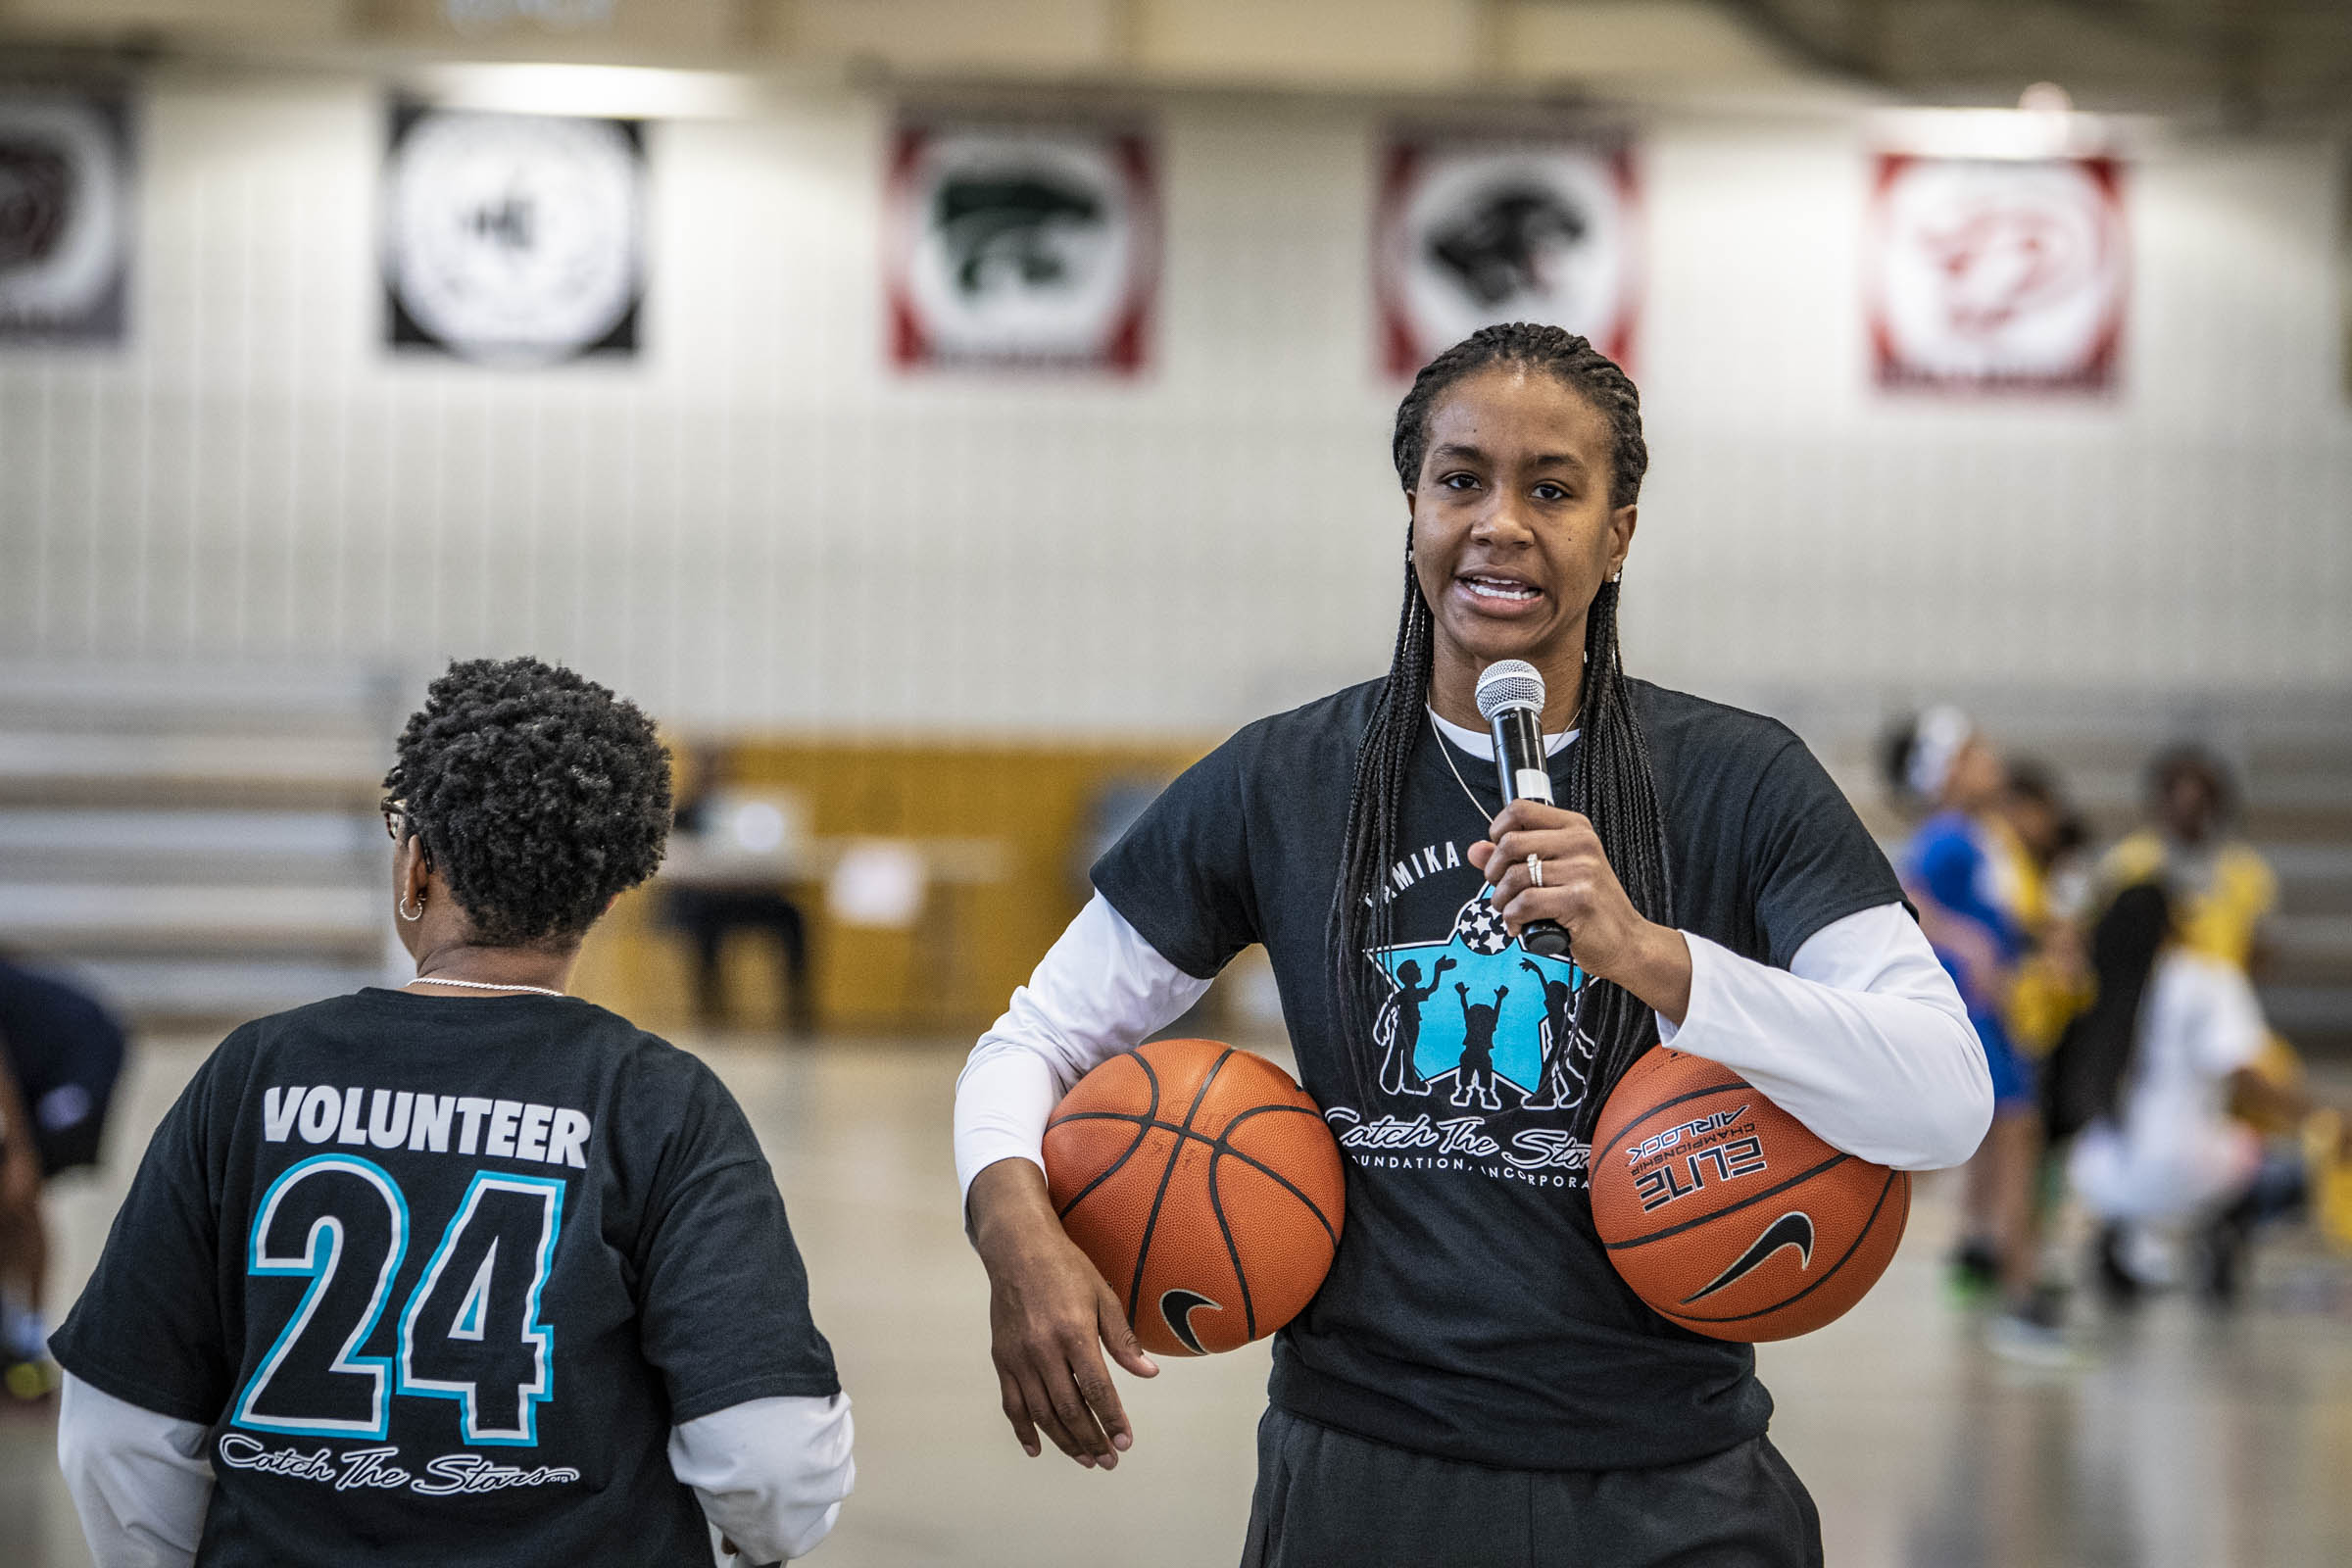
[
  {"x1": 54, "y1": 990, "x2": 838, "y2": 1566},
  {"x1": 1093, "y1": 678, "x2": 1902, "y2": 1471}
]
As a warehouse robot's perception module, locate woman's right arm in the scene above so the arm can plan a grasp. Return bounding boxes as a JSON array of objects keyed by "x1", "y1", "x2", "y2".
[{"x1": 954, "y1": 893, "x2": 1213, "y2": 1471}]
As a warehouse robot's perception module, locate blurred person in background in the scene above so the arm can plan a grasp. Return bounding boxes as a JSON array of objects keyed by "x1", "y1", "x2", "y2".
[
  {"x1": 2103, "y1": 746, "x2": 2274, "y2": 974},
  {"x1": 661, "y1": 744, "x2": 816, "y2": 1034},
  {"x1": 2098, "y1": 745, "x2": 2310, "y2": 1131},
  {"x1": 52, "y1": 658, "x2": 851, "y2": 1568},
  {"x1": 1886, "y1": 709, "x2": 2062, "y2": 1359},
  {"x1": 0, "y1": 955, "x2": 126, "y2": 1401},
  {"x1": 1994, "y1": 759, "x2": 2092, "y2": 1069},
  {"x1": 2060, "y1": 881, "x2": 2349, "y2": 1304},
  {"x1": 2067, "y1": 746, "x2": 2352, "y2": 1298}
]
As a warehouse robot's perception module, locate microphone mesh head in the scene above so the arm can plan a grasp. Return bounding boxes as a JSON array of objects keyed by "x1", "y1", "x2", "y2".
[{"x1": 1475, "y1": 660, "x2": 1545, "y2": 720}]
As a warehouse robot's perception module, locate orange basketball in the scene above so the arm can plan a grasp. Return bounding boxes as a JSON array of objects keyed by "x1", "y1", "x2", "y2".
[
  {"x1": 1590, "y1": 1047, "x2": 1909, "y2": 1342},
  {"x1": 1044, "y1": 1038, "x2": 1346, "y2": 1357}
]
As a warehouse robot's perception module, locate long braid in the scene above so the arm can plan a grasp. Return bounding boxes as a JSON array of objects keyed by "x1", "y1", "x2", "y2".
[
  {"x1": 1559, "y1": 575, "x2": 1676, "y2": 1124},
  {"x1": 1325, "y1": 525, "x2": 1436, "y2": 1109},
  {"x1": 1328, "y1": 322, "x2": 1673, "y2": 1139}
]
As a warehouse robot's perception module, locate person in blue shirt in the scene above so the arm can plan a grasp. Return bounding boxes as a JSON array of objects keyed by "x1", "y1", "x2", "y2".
[{"x1": 1887, "y1": 707, "x2": 2059, "y2": 1361}]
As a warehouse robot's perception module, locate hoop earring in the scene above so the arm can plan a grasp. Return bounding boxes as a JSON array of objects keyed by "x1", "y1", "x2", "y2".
[{"x1": 399, "y1": 894, "x2": 425, "y2": 922}]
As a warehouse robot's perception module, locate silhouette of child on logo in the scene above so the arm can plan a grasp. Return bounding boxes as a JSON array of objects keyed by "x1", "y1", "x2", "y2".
[
  {"x1": 1519, "y1": 957, "x2": 1589, "y2": 1112},
  {"x1": 1452, "y1": 982, "x2": 1507, "y2": 1110},
  {"x1": 1374, "y1": 956, "x2": 1455, "y2": 1097}
]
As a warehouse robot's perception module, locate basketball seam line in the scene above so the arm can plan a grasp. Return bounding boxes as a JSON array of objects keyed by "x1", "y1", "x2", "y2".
[
  {"x1": 1052, "y1": 1108, "x2": 1340, "y2": 1249},
  {"x1": 1593, "y1": 1080, "x2": 1750, "y2": 1156},
  {"x1": 1666, "y1": 1169, "x2": 1904, "y2": 1325},
  {"x1": 1205, "y1": 1143, "x2": 1257, "y2": 1345},
  {"x1": 1052, "y1": 1054, "x2": 1162, "y2": 1222},
  {"x1": 1126, "y1": 1048, "x2": 1235, "y2": 1323},
  {"x1": 1601, "y1": 1150, "x2": 1851, "y2": 1250},
  {"x1": 1052, "y1": 1103, "x2": 1323, "y2": 1129},
  {"x1": 1213, "y1": 1104, "x2": 1343, "y2": 1246}
]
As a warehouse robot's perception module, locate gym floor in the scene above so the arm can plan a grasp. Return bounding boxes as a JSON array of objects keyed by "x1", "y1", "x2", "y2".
[{"x1": 6, "y1": 1035, "x2": 2352, "y2": 1567}]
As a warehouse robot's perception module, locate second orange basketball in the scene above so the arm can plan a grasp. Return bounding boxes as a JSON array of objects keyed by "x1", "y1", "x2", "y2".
[
  {"x1": 1044, "y1": 1038, "x2": 1346, "y2": 1357},
  {"x1": 1590, "y1": 1047, "x2": 1910, "y2": 1342}
]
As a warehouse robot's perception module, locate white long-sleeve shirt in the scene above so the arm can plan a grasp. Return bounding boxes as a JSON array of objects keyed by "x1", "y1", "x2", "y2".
[
  {"x1": 57, "y1": 1373, "x2": 854, "y2": 1568},
  {"x1": 956, "y1": 711, "x2": 1991, "y2": 1194}
]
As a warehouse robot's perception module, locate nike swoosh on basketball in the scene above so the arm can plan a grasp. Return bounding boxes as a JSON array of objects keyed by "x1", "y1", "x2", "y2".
[
  {"x1": 1159, "y1": 1289, "x2": 1219, "y2": 1354},
  {"x1": 1680, "y1": 1211, "x2": 1815, "y2": 1304}
]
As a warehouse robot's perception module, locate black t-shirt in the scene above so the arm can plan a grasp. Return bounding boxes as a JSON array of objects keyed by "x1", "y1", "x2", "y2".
[
  {"x1": 54, "y1": 990, "x2": 838, "y2": 1566},
  {"x1": 1092, "y1": 678, "x2": 1901, "y2": 1471}
]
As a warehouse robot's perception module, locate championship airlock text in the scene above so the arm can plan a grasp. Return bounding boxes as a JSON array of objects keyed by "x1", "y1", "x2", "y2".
[
  {"x1": 1620, "y1": 1103, "x2": 1769, "y2": 1213},
  {"x1": 262, "y1": 1086, "x2": 591, "y2": 1169}
]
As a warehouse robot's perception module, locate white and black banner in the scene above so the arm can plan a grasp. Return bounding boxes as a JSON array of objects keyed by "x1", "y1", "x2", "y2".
[
  {"x1": 886, "y1": 120, "x2": 1156, "y2": 371},
  {"x1": 382, "y1": 101, "x2": 645, "y2": 367},
  {"x1": 1375, "y1": 133, "x2": 1640, "y2": 377},
  {"x1": 1867, "y1": 154, "x2": 2128, "y2": 393},
  {"x1": 0, "y1": 85, "x2": 132, "y2": 344}
]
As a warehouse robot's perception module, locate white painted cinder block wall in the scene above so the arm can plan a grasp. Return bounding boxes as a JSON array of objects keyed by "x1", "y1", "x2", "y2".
[{"x1": 1, "y1": 76, "x2": 2346, "y2": 734}]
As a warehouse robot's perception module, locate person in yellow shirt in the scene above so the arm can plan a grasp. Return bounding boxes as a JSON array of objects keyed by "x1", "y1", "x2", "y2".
[
  {"x1": 2090, "y1": 745, "x2": 2352, "y2": 1281},
  {"x1": 2101, "y1": 746, "x2": 2276, "y2": 975},
  {"x1": 1997, "y1": 760, "x2": 2091, "y2": 1062},
  {"x1": 2099, "y1": 746, "x2": 2301, "y2": 1121}
]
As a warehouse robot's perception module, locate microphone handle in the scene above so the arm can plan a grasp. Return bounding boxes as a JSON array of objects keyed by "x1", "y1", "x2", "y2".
[{"x1": 1487, "y1": 707, "x2": 1573, "y2": 960}]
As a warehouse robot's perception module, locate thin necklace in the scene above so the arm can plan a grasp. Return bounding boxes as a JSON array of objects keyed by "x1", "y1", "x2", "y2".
[
  {"x1": 1432, "y1": 713, "x2": 1498, "y2": 824},
  {"x1": 404, "y1": 977, "x2": 564, "y2": 998}
]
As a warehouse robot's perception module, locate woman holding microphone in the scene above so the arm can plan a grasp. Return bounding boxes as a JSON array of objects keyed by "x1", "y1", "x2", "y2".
[{"x1": 956, "y1": 324, "x2": 1993, "y2": 1566}]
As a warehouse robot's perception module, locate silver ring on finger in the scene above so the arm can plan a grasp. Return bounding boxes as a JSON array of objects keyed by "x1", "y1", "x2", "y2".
[{"x1": 1527, "y1": 854, "x2": 1544, "y2": 888}]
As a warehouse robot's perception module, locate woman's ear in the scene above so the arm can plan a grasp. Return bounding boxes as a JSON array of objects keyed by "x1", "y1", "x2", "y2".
[
  {"x1": 1606, "y1": 503, "x2": 1639, "y2": 576},
  {"x1": 399, "y1": 836, "x2": 434, "y2": 906}
]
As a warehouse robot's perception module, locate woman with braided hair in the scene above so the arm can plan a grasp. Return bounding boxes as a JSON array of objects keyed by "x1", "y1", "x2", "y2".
[{"x1": 955, "y1": 324, "x2": 1991, "y2": 1565}]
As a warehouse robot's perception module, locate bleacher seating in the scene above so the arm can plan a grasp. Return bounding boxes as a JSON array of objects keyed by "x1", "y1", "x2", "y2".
[
  {"x1": 0, "y1": 664, "x2": 2346, "y2": 1053},
  {"x1": 0, "y1": 663, "x2": 402, "y2": 1024}
]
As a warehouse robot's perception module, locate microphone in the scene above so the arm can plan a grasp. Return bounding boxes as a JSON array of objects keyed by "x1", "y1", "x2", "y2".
[{"x1": 1475, "y1": 661, "x2": 1572, "y2": 959}]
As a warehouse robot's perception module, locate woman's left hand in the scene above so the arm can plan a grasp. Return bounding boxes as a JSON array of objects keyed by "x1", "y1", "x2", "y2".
[{"x1": 1469, "y1": 800, "x2": 1692, "y2": 1019}]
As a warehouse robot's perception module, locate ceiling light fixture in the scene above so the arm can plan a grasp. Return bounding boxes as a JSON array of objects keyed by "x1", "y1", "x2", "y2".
[
  {"x1": 1868, "y1": 102, "x2": 2123, "y2": 162},
  {"x1": 407, "y1": 63, "x2": 762, "y2": 121}
]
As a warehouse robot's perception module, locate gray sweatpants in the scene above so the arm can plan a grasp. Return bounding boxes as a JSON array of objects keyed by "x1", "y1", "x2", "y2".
[{"x1": 1241, "y1": 1406, "x2": 1824, "y2": 1568}]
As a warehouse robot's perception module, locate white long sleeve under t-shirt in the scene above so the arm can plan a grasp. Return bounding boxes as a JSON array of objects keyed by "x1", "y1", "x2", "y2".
[
  {"x1": 57, "y1": 1374, "x2": 855, "y2": 1568},
  {"x1": 956, "y1": 710, "x2": 1990, "y2": 1196}
]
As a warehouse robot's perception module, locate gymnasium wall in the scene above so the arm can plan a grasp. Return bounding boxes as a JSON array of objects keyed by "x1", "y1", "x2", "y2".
[
  {"x1": 569, "y1": 737, "x2": 1208, "y2": 1031},
  {"x1": 1, "y1": 72, "x2": 2348, "y2": 737}
]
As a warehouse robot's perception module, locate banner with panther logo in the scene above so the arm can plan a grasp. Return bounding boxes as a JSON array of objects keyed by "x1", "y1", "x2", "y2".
[
  {"x1": 886, "y1": 120, "x2": 1156, "y2": 371},
  {"x1": 1374, "y1": 133, "x2": 1640, "y2": 378},
  {"x1": 1867, "y1": 154, "x2": 2127, "y2": 393},
  {"x1": 0, "y1": 85, "x2": 133, "y2": 344}
]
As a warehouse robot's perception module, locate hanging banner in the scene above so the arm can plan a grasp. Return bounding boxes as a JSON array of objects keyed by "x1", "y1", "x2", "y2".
[
  {"x1": 382, "y1": 101, "x2": 645, "y2": 366},
  {"x1": 0, "y1": 85, "x2": 133, "y2": 345},
  {"x1": 1867, "y1": 155, "x2": 2127, "y2": 393},
  {"x1": 886, "y1": 120, "x2": 1156, "y2": 371},
  {"x1": 1374, "y1": 133, "x2": 1640, "y2": 378}
]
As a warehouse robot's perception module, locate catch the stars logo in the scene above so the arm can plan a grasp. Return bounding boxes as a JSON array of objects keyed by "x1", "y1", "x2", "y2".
[{"x1": 1369, "y1": 891, "x2": 1591, "y2": 1113}]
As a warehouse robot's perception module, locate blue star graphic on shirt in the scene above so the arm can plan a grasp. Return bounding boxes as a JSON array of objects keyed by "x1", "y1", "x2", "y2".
[{"x1": 1366, "y1": 890, "x2": 1588, "y2": 1105}]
